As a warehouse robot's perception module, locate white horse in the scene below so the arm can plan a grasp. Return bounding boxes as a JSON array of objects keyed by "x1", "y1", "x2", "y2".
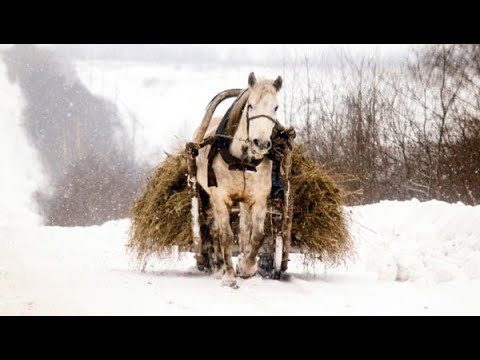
[{"x1": 194, "y1": 72, "x2": 283, "y2": 287}]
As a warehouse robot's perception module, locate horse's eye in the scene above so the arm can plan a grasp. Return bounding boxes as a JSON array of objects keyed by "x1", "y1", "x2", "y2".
[{"x1": 274, "y1": 106, "x2": 279, "y2": 112}]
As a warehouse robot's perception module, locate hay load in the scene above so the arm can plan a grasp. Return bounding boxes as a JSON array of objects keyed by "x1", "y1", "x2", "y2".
[
  {"x1": 288, "y1": 148, "x2": 352, "y2": 264},
  {"x1": 128, "y1": 153, "x2": 192, "y2": 259},
  {"x1": 128, "y1": 146, "x2": 352, "y2": 266}
]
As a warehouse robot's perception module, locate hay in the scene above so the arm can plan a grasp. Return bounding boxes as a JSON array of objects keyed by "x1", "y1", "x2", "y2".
[
  {"x1": 287, "y1": 147, "x2": 352, "y2": 265},
  {"x1": 128, "y1": 153, "x2": 192, "y2": 261},
  {"x1": 128, "y1": 146, "x2": 352, "y2": 266}
]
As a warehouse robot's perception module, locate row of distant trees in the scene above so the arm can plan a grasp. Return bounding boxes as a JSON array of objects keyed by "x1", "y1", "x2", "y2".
[{"x1": 284, "y1": 44, "x2": 480, "y2": 205}]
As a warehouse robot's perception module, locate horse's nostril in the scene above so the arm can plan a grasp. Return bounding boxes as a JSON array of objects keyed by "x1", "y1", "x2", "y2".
[{"x1": 252, "y1": 139, "x2": 271, "y2": 151}]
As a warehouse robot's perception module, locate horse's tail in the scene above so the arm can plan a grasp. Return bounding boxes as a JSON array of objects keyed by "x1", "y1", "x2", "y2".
[{"x1": 192, "y1": 88, "x2": 244, "y2": 144}]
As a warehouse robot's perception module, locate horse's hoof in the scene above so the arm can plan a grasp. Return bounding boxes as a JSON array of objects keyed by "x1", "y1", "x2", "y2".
[
  {"x1": 222, "y1": 272, "x2": 238, "y2": 288},
  {"x1": 229, "y1": 282, "x2": 240, "y2": 289},
  {"x1": 238, "y1": 268, "x2": 257, "y2": 279},
  {"x1": 237, "y1": 261, "x2": 257, "y2": 279},
  {"x1": 239, "y1": 272, "x2": 256, "y2": 279},
  {"x1": 222, "y1": 279, "x2": 239, "y2": 289}
]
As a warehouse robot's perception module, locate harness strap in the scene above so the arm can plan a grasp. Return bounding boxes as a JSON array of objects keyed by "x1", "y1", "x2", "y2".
[
  {"x1": 185, "y1": 136, "x2": 215, "y2": 157},
  {"x1": 245, "y1": 107, "x2": 283, "y2": 143},
  {"x1": 187, "y1": 91, "x2": 290, "y2": 188}
]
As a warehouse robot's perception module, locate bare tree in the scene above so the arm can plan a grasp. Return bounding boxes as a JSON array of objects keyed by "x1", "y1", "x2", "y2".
[{"x1": 292, "y1": 44, "x2": 480, "y2": 205}]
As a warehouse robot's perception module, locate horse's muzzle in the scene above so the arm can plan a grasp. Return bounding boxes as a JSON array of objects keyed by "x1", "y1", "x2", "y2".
[{"x1": 251, "y1": 139, "x2": 272, "y2": 155}]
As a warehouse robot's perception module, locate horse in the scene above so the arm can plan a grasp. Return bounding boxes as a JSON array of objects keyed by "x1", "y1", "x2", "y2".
[{"x1": 193, "y1": 72, "x2": 283, "y2": 288}]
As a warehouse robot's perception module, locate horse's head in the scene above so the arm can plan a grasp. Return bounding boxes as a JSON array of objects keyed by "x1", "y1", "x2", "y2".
[{"x1": 245, "y1": 72, "x2": 282, "y2": 159}]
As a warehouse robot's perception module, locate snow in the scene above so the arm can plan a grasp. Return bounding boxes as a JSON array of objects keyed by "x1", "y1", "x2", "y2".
[
  {"x1": 1, "y1": 52, "x2": 480, "y2": 315},
  {"x1": 353, "y1": 199, "x2": 480, "y2": 283},
  {"x1": 1, "y1": 200, "x2": 480, "y2": 315}
]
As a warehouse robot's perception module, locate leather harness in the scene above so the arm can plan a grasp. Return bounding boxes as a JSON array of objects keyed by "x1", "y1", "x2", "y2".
[{"x1": 206, "y1": 94, "x2": 283, "y2": 187}]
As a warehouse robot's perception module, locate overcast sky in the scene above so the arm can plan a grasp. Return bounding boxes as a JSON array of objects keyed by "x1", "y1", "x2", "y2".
[{"x1": 48, "y1": 44, "x2": 416, "y2": 66}]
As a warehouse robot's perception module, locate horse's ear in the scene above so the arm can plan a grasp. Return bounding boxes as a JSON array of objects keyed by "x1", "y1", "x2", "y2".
[
  {"x1": 248, "y1": 72, "x2": 257, "y2": 88},
  {"x1": 273, "y1": 76, "x2": 283, "y2": 92}
]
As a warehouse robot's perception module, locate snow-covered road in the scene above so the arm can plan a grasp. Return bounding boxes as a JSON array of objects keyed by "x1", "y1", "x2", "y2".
[{"x1": 2, "y1": 200, "x2": 479, "y2": 316}]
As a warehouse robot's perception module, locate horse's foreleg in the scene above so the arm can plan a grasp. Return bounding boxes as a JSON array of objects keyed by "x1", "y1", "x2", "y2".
[
  {"x1": 212, "y1": 200, "x2": 237, "y2": 288},
  {"x1": 238, "y1": 200, "x2": 267, "y2": 278},
  {"x1": 238, "y1": 202, "x2": 252, "y2": 258}
]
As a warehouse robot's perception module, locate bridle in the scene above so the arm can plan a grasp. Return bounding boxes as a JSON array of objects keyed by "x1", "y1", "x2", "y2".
[
  {"x1": 245, "y1": 103, "x2": 282, "y2": 146},
  {"x1": 204, "y1": 91, "x2": 287, "y2": 188}
]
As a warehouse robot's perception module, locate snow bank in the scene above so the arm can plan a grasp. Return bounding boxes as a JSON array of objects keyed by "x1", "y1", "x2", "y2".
[
  {"x1": 0, "y1": 60, "x2": 44, "y2": 226},
  {"x1": 350, "y1": 199, "x2": 480, "y2": 283}
]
